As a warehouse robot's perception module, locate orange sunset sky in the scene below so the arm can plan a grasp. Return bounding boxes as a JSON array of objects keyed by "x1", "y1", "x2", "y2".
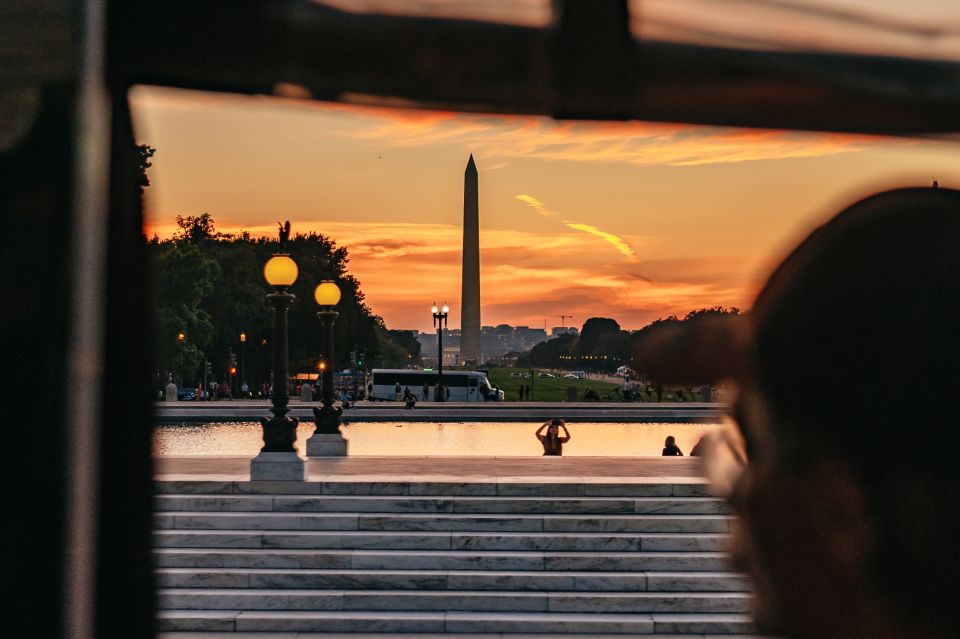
[{"x1": 132, "y1": 85, "x2": 960, "y2": 333}]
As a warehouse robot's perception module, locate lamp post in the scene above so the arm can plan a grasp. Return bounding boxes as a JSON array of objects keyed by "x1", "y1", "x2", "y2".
[
  {"x1": 239, "y1": 331, "x2": 247, "y2": 388},
  {"x1": 259, "y1": 254, "x2": 299, "y2": 453},
  {"x1": 308, "y1": 280, "x2": 348, "y2": 456},
  {"x1": 432, "y1": 302, "x2": 449, "y2": 401}
]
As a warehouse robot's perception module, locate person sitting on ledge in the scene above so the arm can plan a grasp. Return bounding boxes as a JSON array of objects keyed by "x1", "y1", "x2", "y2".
[
  {"x1": 638, "y1": 187, "x2": 960, "y2": 639},
  {"x1": 662, "y1": 435, "x2": 683, "y2": 456}
]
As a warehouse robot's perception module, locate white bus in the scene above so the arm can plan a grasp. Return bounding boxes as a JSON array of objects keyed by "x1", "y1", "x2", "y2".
[{"x1": 370, "y1": 369, "x2": 503, "y2": 402}]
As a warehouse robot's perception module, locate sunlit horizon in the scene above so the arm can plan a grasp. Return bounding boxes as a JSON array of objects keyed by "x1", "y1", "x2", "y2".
[{"x1": 134, "y1": 85, "x2": 960, "y2": 333}]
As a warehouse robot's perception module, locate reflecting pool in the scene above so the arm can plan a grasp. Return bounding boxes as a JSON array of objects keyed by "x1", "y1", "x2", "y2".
[{"x1": 154, "y1": 421, "x2": 723, "y2": 457}]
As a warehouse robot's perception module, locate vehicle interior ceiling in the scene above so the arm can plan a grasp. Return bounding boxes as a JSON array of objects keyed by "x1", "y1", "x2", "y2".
[{"x1": 115, "y1": 0, "x2": 960, "y2": 138}]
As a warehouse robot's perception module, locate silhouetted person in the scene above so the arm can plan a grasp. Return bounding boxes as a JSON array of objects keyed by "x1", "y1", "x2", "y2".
[
  {"x1": 662, "y1": 435, "x2": 683, "y2": 456},
  {"x1": 536, "y1": 419, "x2": 570, "y2": 456},
  {"x1": 655, "y1": 381, "x2": 663, "y2": 402},
  {"x1": 689, "y1": 436, "x2": 706, "y2": 457},
  {"x1": 422, "y1": 383, "x2": 429, "y2": 401},
  {"x1": 639, "y1": 188, "x2": 960, "y2": 639},
  {"x1": 394, "y1": 382, "x2": 401, "y2": 401}
]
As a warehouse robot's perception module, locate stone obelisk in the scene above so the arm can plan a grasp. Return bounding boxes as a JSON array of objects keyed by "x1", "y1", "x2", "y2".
[{"x1": 460, "y1": 154, "x2": 481, "y2": 365}]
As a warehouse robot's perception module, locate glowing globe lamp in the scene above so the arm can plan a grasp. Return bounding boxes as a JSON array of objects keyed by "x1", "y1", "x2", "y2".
[
  {"x1": 314, "y1": 280, "x2": 341, "y2": 307},
  {"x1": 263, "y1": 255, "x2": 298, "y2": 288}
]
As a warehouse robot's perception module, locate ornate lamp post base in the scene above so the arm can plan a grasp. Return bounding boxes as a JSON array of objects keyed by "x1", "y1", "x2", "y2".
[
  {"x1": 306, "y1": 433, "x2": 348, "y2": 457},
  {"x1": 307, "y1": 405, "x2": 348, "y2": 456},
  {"x1": 252, "y1": 404, "x2": 306, "y2": 480},
  {"x1": 251, "y1": 451, "x2": 305, "y2": 481}
]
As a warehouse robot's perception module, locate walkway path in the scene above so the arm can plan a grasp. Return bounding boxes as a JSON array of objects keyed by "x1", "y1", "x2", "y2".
[
  {"x1": 156, "y1": 402, "x2": 726, "y2": 424},
  {"x1": 156, "y1": 455, "x2": 706, "y2": 480}
]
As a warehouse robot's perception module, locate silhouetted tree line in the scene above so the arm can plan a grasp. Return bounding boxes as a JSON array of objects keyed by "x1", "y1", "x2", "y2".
[
  {"x1": 148, "y1": 213, "x2": 421, "y2": 390},
  {"x1": 516, "y1": 307, "x2": 741, "y2": 374}
]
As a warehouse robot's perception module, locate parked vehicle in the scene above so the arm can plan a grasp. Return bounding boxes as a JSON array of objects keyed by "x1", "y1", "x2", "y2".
[
  {"x1": 369, "y1": 369, "x2": 503, "y2": 401},
  {"x1": 176, "y1": 387, "x2": 197, "y2": 401}
]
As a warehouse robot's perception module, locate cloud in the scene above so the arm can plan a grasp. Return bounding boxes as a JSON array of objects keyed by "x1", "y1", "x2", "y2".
[
  {"x1": 515, "y1": 193, "x2": 637, "y2": 258},
  {"x1": 562, "y1": 222, "x2": 636, "y2": 258},
  {"x1": 133, "y1": 85, "x2": 880, "y2": 168},
  {"x1": 514, "y1": 194, "x2": 557, "y2": 217},
  {"x1": 342, "y1": 105, "x2": 872, "y2": 166}
]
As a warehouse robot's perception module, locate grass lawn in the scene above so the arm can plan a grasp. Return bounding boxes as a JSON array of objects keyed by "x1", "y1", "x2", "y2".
[
  {"x1": 485, "y1": 367, "x2": 720, "y2": 402},
  {"x1": 486, "y1": 367, "x2": 621, "y2": 402}
]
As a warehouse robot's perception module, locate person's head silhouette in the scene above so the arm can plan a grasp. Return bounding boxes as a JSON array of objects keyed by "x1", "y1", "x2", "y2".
[{"x1": 642, "y1": 187, "x2": 960, "y2": 638}]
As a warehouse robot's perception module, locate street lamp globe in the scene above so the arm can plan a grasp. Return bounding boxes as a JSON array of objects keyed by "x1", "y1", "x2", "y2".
[
  {"x1": 442, "y1": 304, "x2": 449, "y2": 314},
  {"x1": 263, "y1": 255, "x2": 298, "y2": 288},
  {"x1": 314, "y1": 280, "x2": 341, "y2": 307},
  {"x1": 431, "y1": 303, "x2": 439, "y2": 314}
]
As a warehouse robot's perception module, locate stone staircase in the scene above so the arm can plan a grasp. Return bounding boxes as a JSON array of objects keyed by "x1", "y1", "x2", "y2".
[{"x1": 153, "y1": 477, "x2": 755, "y2": 636}]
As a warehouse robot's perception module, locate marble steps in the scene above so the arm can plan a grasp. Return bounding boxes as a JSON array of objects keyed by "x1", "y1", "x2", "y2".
[
  {"x1": 157, "y1": 588, "x2": 752, "y2": 614},
  {"x1": 153, "y1": 481, "x2": 756, "y2": 634},
  {"x1": 156, "y1": 512, "x2": 734, "y2": 533},
  {"x1": 155, "y1": 495, "x2": 729, "y2": 515},
  {"x1": 156, "y1": 610, "x2": 754, "y2": 634},
  {"x1": 157, "y1": 568, "x2": 751, "y2": 592},
  {"x1": 155, "y1": 530, "x2": 730, "y2": 552},
  {"x1": 154, "y1": 479, "x2": 712, "y2": 498},
  {"x1": 154, "y1": 548, "x2": 733, "y2": 572},
  {"x1": 156, "y1": 636, "x2": 760, "y2": 639}
]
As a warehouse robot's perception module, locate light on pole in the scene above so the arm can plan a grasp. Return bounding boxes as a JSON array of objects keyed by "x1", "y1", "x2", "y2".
[
  {"x1": 239, "y1": 331, "x2": 247, "y2": 388},
  {"x1": 312, "y1": 280, "x2": 342, "y2": 435},
  {"x1": 259, "y1": 253, "x2": 299, "y2": 453},
  {"x1": 432, "y1": 302, "x2": 449, "y2": 401}
]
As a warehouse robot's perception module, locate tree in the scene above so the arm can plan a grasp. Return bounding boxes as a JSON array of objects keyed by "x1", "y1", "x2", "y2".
[
  {"x1": 136, "y1": 144, "x2": 156, "y2": 187},
  {"x1": 174, "y1": 212, "x2": 218, "y2": 242},
  {"x1": 517, "y1": 333, "x2": 576, "y2": 368},
  {"x1": 147, "y1": 215, "x2": 421, "y2": 390},
  {"x1": 387, "y1": 330, "x2": 422, "y2": 362},
  {"x1": 684, "y1": 306, "x2": 741, "y2": 322},
  {"x1": 153, "y1": 241, "x2": 220, "y2": 384}
]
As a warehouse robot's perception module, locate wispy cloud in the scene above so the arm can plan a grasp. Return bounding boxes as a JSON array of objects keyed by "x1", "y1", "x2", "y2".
[
  {"x1": 563, "y1": 222, "x2": 636, "y2": 258},
  {"x1": 514, "y1": 194, "x2": 557, "y2": 218},
  {"x1": 136, "y1": 88, "x2": 872, "y2": 167},
  {"x1": 515, "y1": 193, "x2": 637, "y2": 259},
  {"x1": 343, "y1": 105, "x2": 872, "y2": 166}
]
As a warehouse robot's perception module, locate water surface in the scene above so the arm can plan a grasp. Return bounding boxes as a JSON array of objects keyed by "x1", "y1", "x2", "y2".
[{"x1": 154, "y1": 421, "x2": 722, "y2": 457}]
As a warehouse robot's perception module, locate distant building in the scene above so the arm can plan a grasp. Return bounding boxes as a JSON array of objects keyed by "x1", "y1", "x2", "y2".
[
  {"x1": 551, "y1": 326, "x2": 579, "y2": 337},
  {"x1": 416, "y1": 323, "x2": 551, "y2": 366}
]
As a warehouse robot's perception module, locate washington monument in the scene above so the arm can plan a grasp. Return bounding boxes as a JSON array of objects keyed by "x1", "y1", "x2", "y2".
[{"x1": 460, "y1": 154, "x2": 481, "y2": 365}]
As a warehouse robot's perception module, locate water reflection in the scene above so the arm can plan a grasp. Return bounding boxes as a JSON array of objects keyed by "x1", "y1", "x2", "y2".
[{"x1": 154, "y1": 422, "x2": 722, "y2": 457}]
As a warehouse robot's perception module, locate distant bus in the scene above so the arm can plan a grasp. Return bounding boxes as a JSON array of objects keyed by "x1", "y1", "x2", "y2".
[{"x1": 370, "y1": 369, "x2": 502, "y2": 401}]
